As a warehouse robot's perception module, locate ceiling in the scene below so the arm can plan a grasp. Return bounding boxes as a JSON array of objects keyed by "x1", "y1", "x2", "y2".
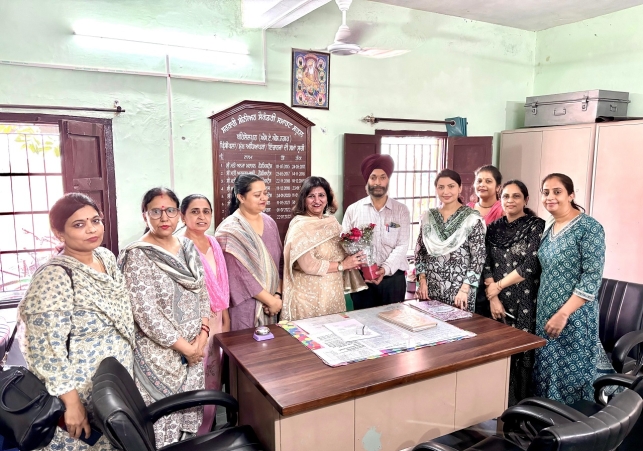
[
  {"x1": 243, "y1": 0, "x2": 331, "y2": 28},
  {"x1": 369, "y1": 0, "x2": 643, "y2": 31}
]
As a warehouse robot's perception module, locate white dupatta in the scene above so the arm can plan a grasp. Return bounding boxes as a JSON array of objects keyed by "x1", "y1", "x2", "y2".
[{"x1": 420, "y1": 207, "x2": 485, "y2": 256}]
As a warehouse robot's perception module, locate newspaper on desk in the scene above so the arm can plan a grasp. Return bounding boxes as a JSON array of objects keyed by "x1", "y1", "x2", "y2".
[{"x1": 278, "y1": 304, "x2": 476, "y2": 367}]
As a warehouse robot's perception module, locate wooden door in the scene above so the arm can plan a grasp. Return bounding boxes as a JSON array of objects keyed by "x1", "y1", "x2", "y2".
[
  {"x1": 444, "y1": 136, "x2": 493, "y2": 205},
  {"x1": 539, "y1": 125, "x2": 595, "y2": 218},
  {"x1": 499, "y1": 130, "x2": 543, "y2": 216},
  {"x1": 60, "y1": 120, "x2": 118, "y2": 254},
  {"x1": 592, "y1": 121, "x2": 643, "y2": 283},
  {"x1": 343, "y1": 134, "x2": 380, "y2": 212}
]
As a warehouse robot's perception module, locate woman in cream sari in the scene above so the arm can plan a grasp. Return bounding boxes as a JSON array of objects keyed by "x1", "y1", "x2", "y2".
[
  {"x1": 415, "y1": 169, "x2": 486, "y2": 312},
  {"x1": 215, "y1": 173, "x2": 283, "y2": 330},
  {"x1": 282, "y1": 177, "x2": 365, "y2": 321}
]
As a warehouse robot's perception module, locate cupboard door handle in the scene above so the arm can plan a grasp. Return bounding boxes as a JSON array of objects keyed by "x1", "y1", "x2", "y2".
[
  {"x1": 610, "y1": 104, "x2": 618, "y2": 112},
  {"x1": 554, "y1": 108, "x2": 566, "y2": 116}
]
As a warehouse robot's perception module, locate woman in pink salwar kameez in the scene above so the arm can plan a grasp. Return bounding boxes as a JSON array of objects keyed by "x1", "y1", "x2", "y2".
[{"x1": 179, "y1": 194, "x2": 230, "y2": 435}]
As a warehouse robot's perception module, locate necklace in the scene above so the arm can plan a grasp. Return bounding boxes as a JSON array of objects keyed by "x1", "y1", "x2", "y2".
[{"x1": 477, "y1": 201, "x2": 495, "y2": 209}]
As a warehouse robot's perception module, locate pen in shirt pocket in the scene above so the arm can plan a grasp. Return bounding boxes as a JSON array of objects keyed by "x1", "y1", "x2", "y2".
[{"x1": 386, "y1": 221, "x2": 401, "y2": 232}]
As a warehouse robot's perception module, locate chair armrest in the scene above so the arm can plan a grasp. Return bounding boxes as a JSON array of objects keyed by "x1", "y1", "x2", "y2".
[
  {"x1": 593, "y1": 373, "x2": 639, "y2": 405},
  {"x1": 146, "y1": 389, "x2": 239, "y2": 425},
  {"x1": 501, "y1": 405, "x2": 577, "y2": 431},
  {"x1": 411, "y1": 442, "x2": 458, "y2": 451},
  {"x1": 612, "y1": 330, "x2": 643, "y2": 373},
  {"x1": 513, "y1": 397, "x2": 588, "y2": 422}
]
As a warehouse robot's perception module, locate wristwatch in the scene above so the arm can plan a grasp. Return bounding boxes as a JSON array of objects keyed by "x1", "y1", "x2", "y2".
[{"x1": 338, "y1": 263, "x2": 344, "y2": 271}]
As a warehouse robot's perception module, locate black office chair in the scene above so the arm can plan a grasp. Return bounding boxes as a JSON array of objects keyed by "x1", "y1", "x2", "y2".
[
  {"x1": 598, "y1": 278, "x2": 643, "y2": 375},
  {"x1": 560, "y1": 374, "x2": 643, "y2": 451},
  {"x1": 411, "y1": 386, "x2": 643, "y2": 451},
  {"x1": 91, "y1": 357, "x2": 263, "y2": 451}
]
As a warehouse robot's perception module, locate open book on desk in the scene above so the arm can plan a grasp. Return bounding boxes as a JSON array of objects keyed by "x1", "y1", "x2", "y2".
[{"x1": 377, "y1": 306, "x2": 437, "y2": 332}]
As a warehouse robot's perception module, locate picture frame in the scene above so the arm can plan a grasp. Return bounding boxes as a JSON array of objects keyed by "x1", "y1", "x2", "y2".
[{"x1": 291, "y1": 49, "x2": 330, "y2": 110}]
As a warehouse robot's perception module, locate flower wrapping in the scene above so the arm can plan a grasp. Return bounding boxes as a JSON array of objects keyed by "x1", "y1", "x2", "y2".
[{"x1": 340, "y1": 224, "x2": 378, "y2": 281}]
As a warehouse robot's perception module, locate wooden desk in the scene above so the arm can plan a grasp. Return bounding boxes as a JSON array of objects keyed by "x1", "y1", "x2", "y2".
[{"x1": 215, "y1": 314, "x2": 545, "y2": 451}]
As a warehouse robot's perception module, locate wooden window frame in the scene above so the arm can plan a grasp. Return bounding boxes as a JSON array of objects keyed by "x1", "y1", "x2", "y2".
[
  {"x1": 375, "y1": 130, "x2": 448, "y2": 138},
  {"x1": 0, "y1": 113, "x2": 118, "y2": 256},
  {"x1": 379, "y1": 134, "x2": 446, "y2": 253}
]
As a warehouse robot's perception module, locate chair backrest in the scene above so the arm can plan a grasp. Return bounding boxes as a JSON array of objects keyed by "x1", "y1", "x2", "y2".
[
  {"x1": 527, "y1": 388, "x2": 643, "y2": 451},
  {"x1": 598, "y1": 279, "x2": 643, "y2": 355},
  {"x1": 91, "y1": 357, "x2": 157, "y2": 451}
]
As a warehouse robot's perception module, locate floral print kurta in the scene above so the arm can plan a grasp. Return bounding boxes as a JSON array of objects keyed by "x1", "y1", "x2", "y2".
[
  {"x1": 18, "y1": 247, "x2": 134, "y2": 451},
  {"x1": 534, "y1": 214, "x2": 612, "y2": 405},
  {"x1": 120, "y1": 242, "x2": 210, "y2": 447}
]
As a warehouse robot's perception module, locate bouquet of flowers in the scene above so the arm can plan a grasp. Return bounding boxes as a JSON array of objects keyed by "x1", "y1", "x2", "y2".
[{"x1": 340, "y1": 223, "x2": 378, "y2": 281}]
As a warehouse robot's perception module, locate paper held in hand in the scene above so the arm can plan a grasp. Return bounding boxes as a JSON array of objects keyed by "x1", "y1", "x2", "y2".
[{"x1": 377, "y1": 306, "x2": 438, "y2": 332}]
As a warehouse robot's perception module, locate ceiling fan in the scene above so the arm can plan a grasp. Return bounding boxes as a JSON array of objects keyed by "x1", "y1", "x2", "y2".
[{"x1": 326, "y1": 0, "x2": 408, "y2": 58}]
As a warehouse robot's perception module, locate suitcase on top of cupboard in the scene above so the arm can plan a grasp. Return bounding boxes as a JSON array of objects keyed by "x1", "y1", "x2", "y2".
[{"x1": 524, "y1": 89, "x2": 630, "y2": 127}]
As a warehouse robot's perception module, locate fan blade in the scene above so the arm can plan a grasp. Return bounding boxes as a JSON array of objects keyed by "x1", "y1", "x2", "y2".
[
  {"x1": 347, "y1": 20, "x2": 372, "y2": 44},
  {"x1": 357, "y1": 48, "x2": 409, "y2": 59}
]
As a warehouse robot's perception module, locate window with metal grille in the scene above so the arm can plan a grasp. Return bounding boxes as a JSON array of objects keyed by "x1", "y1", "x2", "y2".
[
  {"x1": 0, "y1": 123, "x2": 63, "y2": 293},
  {"x1": 381, "y1": 136, "x2": 445, "y2": 253}
]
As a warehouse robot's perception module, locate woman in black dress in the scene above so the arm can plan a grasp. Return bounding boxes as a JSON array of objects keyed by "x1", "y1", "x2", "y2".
[{"x1": 483, "y1": 180, "x2": 545, "y2": 405}]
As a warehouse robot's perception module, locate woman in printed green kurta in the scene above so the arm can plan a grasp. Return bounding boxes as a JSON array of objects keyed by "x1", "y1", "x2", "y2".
[
  {"x1": 533, "y1": 174, "x2": 612, "y2": 405},
  {"x1": 18, "y1": 194, "x2": 135, "y2": 451}
]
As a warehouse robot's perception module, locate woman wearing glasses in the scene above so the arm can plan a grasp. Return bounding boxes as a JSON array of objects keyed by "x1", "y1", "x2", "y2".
[{"x1": 118, "y1": 187, "x2": 210, "y2": 446}]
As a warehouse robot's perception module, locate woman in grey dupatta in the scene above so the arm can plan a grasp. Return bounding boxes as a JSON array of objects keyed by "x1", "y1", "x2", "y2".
[
  {"x1": 118, "y1": 187, "x2": 210, "y2": 447},
  {"x1": 215, "y1": 173, "x2": 283, "y2": 331}
]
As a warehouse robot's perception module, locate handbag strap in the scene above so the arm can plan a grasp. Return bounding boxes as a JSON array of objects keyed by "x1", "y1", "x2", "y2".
[
  {"x1": 2, "y1": 264, "x2": 73, "y2": 364},
  {"x1": 3, "y1": 325, "x2": 18, "y2": 360}
]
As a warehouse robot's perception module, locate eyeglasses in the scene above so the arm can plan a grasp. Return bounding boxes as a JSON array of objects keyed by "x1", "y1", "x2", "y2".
[{"x1": 147, "y1": 207, "x2": 179, "y2": 219}]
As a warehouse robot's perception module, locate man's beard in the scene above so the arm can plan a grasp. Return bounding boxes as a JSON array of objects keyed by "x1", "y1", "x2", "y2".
[{"x1": 367, "y1": 183, "x2": 388, "y2": 198}]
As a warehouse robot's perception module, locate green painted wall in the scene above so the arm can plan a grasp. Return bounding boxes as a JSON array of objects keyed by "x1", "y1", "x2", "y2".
[
  {"x1": 534, "y1": 4, "x2": 643, "y2": 116},
  {"x1": 0, "y1": 0, "x2": 535, "y2": 245}
]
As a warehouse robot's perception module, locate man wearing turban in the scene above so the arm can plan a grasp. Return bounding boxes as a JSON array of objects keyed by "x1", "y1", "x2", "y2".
[{"x1": 341, "y1": 154, "x2": 411, "y2": 309}]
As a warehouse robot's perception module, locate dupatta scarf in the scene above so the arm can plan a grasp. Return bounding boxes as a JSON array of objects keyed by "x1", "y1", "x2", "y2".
[
  {"x1": 20, "y1": 247, "x2": 135, "y2": 348},
  {"x1": 196, "y1": 235, "x2": 230, "y2": 313},
  {"x1": 214, "y1": 210, "x2": 278, "y2": 327},
  {"x1": 117, "y1": 238, "x2": 204, "y2": 293},
  {"x1": 487, "y1": 215, "x2": 545, "y2": 250},
  {"x1": 467, "y1": 200, "x2": 503, "y2": 225},
  {"x1": 421, "y1": 206, "x2": 485, "y2": 256}
]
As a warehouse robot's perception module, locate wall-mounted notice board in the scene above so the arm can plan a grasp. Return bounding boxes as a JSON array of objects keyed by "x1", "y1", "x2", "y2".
[{"x1": 210, "y1": 100, "x2": 314, "y2": 239}]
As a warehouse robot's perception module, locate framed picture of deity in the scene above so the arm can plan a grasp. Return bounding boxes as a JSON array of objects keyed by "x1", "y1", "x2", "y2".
[{"x1": 291, "y1": 49, "x2": 330, "y2": 110}]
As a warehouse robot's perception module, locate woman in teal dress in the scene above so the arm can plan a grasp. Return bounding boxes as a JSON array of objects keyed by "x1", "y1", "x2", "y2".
[{"x1": 533, "y1": 173, "x2": 612, "y2": 405}]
